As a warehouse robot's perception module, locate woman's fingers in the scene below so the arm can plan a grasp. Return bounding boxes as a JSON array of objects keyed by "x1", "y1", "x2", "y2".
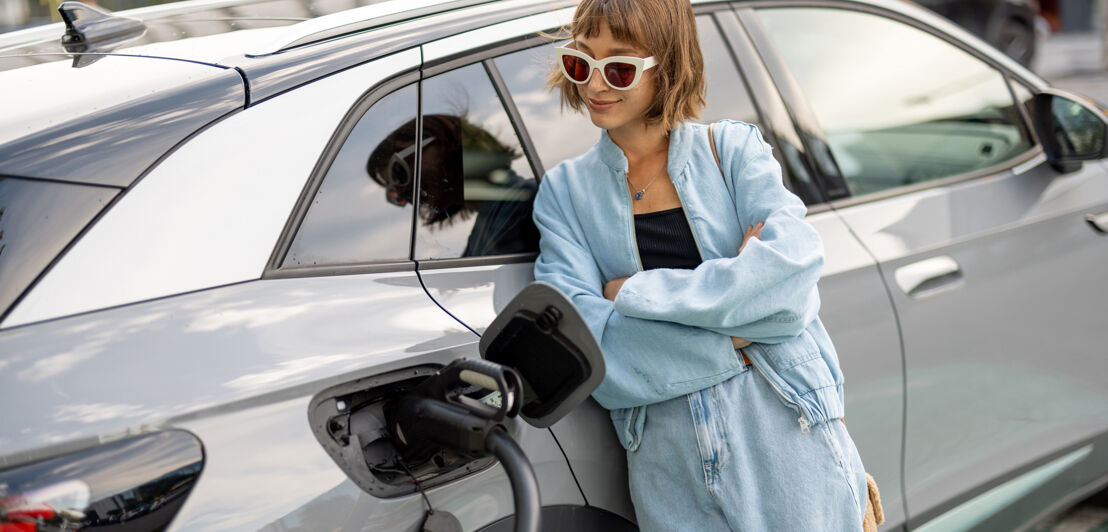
[
  {"x1": 739, "y1": 222, "x2": 764, "y2": 253},
  {"x1": 731, "y1": 336, "x2": 752, "y2": 348}
]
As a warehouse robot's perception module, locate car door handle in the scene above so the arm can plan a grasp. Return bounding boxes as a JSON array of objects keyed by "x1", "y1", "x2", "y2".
[
  {"x1": 894, "y1": 256, "x2": 963, "y2": 297},
  {"x1": 1087, "y1": 212, "x2": 1108, "y2": 233}
]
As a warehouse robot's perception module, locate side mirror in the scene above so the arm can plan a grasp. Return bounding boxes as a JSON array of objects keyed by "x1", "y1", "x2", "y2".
[
  {"x1": 481, "y1": 281, "x2": 604, "y2": 428},
  {"x1": 1032, "y1": 89, "x2": 1108, "y2": 173}
]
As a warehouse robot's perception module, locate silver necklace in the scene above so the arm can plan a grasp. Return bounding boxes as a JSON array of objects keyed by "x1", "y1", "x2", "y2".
[{"x1": 626, "y1": 160, "x2": 665, "y2": 201}]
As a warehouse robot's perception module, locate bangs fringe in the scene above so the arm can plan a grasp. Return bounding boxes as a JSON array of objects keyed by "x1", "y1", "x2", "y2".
[{"x1": 547, "y1": 0, "x2": 706, "y2": 135}]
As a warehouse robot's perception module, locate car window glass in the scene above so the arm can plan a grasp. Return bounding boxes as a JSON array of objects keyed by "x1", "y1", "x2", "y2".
[
  {"x1": 757, "y1": 8, "x2": 1032, "y2": 197},
  {"x1": 284, "y1": 85, "x2": 417, "y2": 267},
  {"x1": 415, "y1": 63, "x2": 539, "y2": 260},
  {"x1": 494, "y1": 44, "x2": 597, "y2": 173},
  {"x1": 696, "y1": 15, "x2": 761, "y2": 128},
  {"x1": 0, "y1": 178, "x2": 117, "y2": 319},
  {"x1": 496, "y1": 15, "x2": 764, "y2": 173}
]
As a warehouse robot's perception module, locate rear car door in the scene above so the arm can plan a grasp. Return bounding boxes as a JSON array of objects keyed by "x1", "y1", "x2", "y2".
[
  {"x1": 750, "y1": 3, "x2": 1108, "y2": 529},
  {"x1": 413, "y1": 4, "x2": 907, "y2": 529}
]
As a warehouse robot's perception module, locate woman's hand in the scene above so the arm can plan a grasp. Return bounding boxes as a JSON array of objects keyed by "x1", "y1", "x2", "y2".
[
  {"x1": 604, "y1": 277, "x2": 628, "y2": 301},
  {"x1": 730, "y1": 223, "x2": 764, "y2": 348},
  {"x1": 739, "y1": 222, "x2": 764, "y2": 253}
]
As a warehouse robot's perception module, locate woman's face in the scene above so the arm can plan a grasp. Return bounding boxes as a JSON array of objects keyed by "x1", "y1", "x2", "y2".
[{"x1": 572, "y1": 22, "x2": 656, "y2": 135}]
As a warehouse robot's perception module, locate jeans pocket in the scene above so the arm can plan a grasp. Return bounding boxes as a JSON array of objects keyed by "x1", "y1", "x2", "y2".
[
  {"x1": 818, "y1": 421, "x2": 865, "y2": 522},
  {"x1": 609, "y1": 406, "x2": 645, "y2": 452}
]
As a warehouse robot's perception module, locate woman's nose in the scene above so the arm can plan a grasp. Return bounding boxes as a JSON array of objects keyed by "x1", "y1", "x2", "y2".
[{"x1": 587, "y1": 67, "x2": 608, "y2": 91}]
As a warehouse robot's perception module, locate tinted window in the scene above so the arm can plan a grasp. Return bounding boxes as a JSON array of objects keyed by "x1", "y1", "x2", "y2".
[
  {"x1": 757, "y1": 8, "x2": 1032, "y2": 197},
  {"x1": 415, "y1": 63, "x2": 539, "y2": 260},
  {"x1": 697, "y1": 14, "x2": 761, "y2": 128},
  {"x1": 0, "y1": 177, "x2": 117, "y2": 320},
  {"x1": 495, "y1": 44, "x2": 597, "y2": 173},
  {"x1": 496, "y1": 16, "x2": 764, "y2": 172},
  {"x1": 284, "y1": 85, "x2": 417, "y2": 267}
]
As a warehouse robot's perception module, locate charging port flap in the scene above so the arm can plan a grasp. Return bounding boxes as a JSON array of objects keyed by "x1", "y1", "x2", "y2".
[{"x1": 479, "y1": 281, "x2": 604, "y2": 429}]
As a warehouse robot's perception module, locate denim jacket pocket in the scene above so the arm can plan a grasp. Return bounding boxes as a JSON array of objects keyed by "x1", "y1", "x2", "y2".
[
  {"x1": 746, "y1": 328, "x2": 843, "y2": 426},
  {"x1": 760, "y1": 329, "x2": 822, "y2": 372},
  {"x1": 609, "y1": 405, "x2": 646, "y2": 452}
]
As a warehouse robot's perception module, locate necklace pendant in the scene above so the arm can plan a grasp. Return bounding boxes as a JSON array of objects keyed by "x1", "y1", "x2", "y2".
[{"x1": 634, "y1": 191, "x2": 644, "y2": 200}]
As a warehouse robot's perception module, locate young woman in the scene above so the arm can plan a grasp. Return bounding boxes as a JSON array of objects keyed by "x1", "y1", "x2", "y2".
[{"x1": 531, "y1": 0, "x2": 869, "y2": 529}]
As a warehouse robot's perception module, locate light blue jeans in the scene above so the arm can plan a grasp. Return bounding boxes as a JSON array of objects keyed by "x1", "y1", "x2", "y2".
[{"x1": 626, "y1": 363, "x2": 867, "y2": 531}]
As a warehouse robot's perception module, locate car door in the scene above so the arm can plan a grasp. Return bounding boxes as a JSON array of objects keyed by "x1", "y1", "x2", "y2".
[
  {"x1": 259, "y1": 46, "x2": 598, "y2": 529},
  {"x1": 749, "y1": 4, "x2": 1108, "y2": 529},
  {"x1": 712, "y1": 6, "x2": 909, "y2": 529},
  {"x1": 412, "y1": 4, "x2": 907, "y2": 529}
]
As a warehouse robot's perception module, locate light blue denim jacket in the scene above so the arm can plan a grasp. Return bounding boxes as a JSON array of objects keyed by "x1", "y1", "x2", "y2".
[{"x1": 532, "y1": 120, "x2": 845, "y2": 451}]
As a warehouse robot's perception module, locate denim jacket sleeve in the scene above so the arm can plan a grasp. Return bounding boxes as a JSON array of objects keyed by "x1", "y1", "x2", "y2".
[
  {"x1": 533, "y1": 173, "x2": 738, "y2": 410},
  {"x1": 612, "y1": 121, "x2": 823, "y2": 344}
]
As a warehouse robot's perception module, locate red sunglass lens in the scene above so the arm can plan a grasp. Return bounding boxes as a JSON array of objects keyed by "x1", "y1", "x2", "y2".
[
  {"x1": 604, "y1": 62, "x2": 637, "y2": 88},
  {"x1": 562, "y1": 55, "x2": 590, "y2": 82}
]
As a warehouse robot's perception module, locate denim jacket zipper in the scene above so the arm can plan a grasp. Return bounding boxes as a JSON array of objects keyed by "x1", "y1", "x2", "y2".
[
  {"x1": 675, "y1": 169, "x2": 812, "y2": 433},
  {"x1": 622, "y1": 173, "x2": 643, "y2": 450},
  {"x1": 623, "y1": 169, "x2": 645, "y2": 273},
  {"x1": 750, "y1": 358, "x2": 811, "y2": 433}
]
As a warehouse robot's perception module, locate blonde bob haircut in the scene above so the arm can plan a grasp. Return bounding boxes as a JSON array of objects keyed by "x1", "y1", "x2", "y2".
[{"x1": 549, "y1": 0, "x2": 706, "y2": 133}]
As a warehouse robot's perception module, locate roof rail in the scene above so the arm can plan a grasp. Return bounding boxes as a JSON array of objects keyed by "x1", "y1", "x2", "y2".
[
  {"x1": 0, "y1": 0, "x2": 285, "y2": 52},
  {"x1": 244, "y1": 0, "x2": 499, "y2": 57}
]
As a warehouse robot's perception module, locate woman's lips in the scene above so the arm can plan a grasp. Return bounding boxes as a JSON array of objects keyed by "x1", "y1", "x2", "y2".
[{"x1": 587, "y1": 97, "x2": 619, "y2": 112}]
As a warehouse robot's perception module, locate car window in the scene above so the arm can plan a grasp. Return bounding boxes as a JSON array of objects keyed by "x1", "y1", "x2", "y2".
[
  {"x1": 696, "y1": 14, "x2": 761, "y2": 128},
  {"x1": 756, "y1": 7, "x2": 1032, "y2": 197},
  {"x1": 0, "y1": 177, "x2": 117, "y2": 321},
  {"x1": 414, "y1": 63, "x2": 539, "y2": 260},
  {"x1": 494, "y1": 44, "x2": 596, "y2": 174},
  {"x1": 495, "y1": 15, "x2": 764, "y2": 172},
  {"x1": 283, "y1": 85, "x2": 418, "y2": 267}
]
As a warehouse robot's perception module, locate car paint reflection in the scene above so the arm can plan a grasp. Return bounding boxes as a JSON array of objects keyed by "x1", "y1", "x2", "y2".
[{"x1": 0, "y1": 430, "x2": 203, "y2": 532}]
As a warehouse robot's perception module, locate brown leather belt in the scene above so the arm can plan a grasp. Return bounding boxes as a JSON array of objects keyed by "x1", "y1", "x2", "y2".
[{"x1": 739, "y1": 349, "x2": 752, "y2": 367}]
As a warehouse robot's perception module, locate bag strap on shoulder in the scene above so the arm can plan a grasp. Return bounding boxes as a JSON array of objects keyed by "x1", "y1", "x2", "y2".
[{"x1": 708, "y1": 123, "x2": 724, "y2": 180}]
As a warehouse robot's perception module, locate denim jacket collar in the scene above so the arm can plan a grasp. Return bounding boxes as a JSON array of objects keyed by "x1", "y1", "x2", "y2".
[{"x1": 596, "y1": 122, "x2": 695, "y2": 183}]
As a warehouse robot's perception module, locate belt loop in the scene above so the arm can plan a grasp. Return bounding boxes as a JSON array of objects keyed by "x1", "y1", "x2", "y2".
[{"x1": 739, "y1": 349, "x2": 752, "y2": 367}]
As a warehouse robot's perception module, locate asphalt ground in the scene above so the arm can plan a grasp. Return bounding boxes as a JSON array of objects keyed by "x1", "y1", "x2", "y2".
[{"x1": 1022, "y1": 30, "x2": 1108, "y2": 532}]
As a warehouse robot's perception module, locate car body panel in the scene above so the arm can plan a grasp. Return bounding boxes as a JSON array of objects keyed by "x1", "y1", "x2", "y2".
[
  {"x1": 832, "y1": 157, "x2": 1108, "y2": 525},
  {"x1": 0, "y1": 55, "x2": 242, "y2": 187},
  {"x1": 3, "y1": 0, "x2": 1108, "y2": 530},
  {"x1": 0, "y1": 271, "x2": 582, "y2": 531},
  {"x1": 232, "y1": 0, "x2": 574, "y2": 104},
  {"x1": 2, "y1": 48, "x2": 420, "y2": 329},
  {"x1": 807, "y1": 211, "x2": 909, "y2": 529}
]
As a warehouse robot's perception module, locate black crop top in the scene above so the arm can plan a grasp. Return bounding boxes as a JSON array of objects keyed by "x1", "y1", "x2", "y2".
[{"x1": 634, "y1": 207, "x2": 703, "y2": 271}]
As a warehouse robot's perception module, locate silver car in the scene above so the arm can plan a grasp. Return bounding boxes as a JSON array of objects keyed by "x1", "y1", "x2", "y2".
[{"x1": 1, "y1": 0, "x2": 1107, "y2": 530}]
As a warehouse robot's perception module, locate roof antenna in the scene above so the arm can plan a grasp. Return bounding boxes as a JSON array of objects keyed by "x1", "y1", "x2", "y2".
[{"x1": 58, "y1": 1, "x2": 146, "y2": 67}]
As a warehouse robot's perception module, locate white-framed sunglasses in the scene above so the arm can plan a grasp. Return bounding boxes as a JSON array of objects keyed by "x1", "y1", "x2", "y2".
[{"x1": 555, "y1": 45, "x2": 657, "y2": 91}]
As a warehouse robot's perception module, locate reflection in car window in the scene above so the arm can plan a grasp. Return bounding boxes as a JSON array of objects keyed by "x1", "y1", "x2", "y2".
[
  {"x1": 495, "y1": 44, "x2": 597, "y2": 173},
  {"x1": 497, "y1": 16, "x2": 763, "y2": 173},
  {"x1": 696, "y1": 15, "x2": 761, "y2": 128},
  {"x1": 415, "y1": 63, "x2": 539, "y2": 260},
  {"x1": 0, "y1": 178, "x2": 117, "y2": 318},
  {"x1": 757, "y1": 8, "x2": 1032, "y2": 197},
  {"x1": 284, "y1": 86, "x2": 417, "y2": 267}
]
